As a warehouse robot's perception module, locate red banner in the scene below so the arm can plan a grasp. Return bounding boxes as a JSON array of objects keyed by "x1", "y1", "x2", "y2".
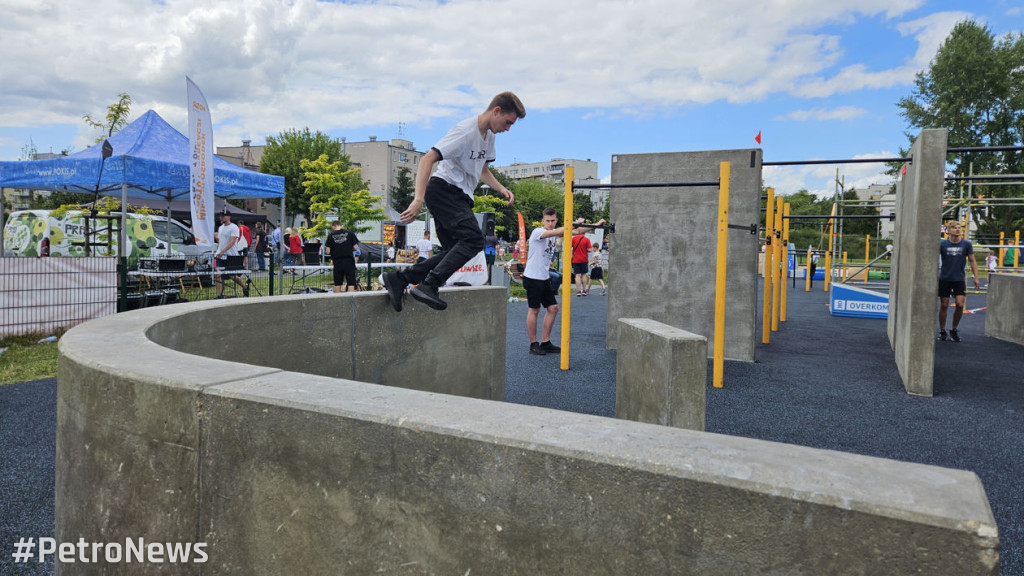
[{"x1": 517, "y1": 212, "x2": 527, "y2": 262}]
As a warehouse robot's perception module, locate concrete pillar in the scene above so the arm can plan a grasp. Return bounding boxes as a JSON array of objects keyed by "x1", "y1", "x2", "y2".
[{"x1": 616, "y1": 318, "x2": 706, "y2": 431}]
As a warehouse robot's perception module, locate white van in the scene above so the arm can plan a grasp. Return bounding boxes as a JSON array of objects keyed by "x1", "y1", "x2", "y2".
[{"x1": 3, "y1": 209, "x2": 201, "y2": 267}]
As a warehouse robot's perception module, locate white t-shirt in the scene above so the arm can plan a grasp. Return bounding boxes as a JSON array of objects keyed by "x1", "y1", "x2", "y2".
[
  {"x1": 416, "y1": 238, "x2": 433, "y2": 259},
  {"x1": 432, "y1": 116, "x2": 495, "y2": 197},
  {"x1": 524, "y1": 228, "x2": 558, "y2": 280},
  {"x1": 987, "y1": 254, "x2": 997, "y2": 271},
  {"x1": 217, "y1": 223, "x2": 240, "y2": 257}
]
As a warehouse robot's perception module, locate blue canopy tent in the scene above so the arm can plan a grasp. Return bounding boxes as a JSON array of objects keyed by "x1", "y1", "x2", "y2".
[{"x1": 0, "y1": 110, "x2": 284, "y2": 265}]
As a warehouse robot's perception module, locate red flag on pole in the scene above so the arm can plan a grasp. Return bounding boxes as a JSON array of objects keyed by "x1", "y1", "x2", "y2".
[{"x1": 755, "y1": 131, "x2": 762, "y2": 145}]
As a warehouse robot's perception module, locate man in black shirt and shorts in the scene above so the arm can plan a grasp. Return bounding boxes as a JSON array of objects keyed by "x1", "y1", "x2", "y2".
[{"x1": 325, "y1": 221, "x2": 359, "y2": 292}]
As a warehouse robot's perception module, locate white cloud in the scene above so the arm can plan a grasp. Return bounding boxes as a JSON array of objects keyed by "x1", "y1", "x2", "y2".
[
  {"x1": 0, "y1": 0, "x2": 938, "y2": 137},
  {"x1": 764, "y1": 152, "x2": 899, "y2": 198},
  {"x1": 775, "y1": 107, "x2": 869, "y2": 121}
]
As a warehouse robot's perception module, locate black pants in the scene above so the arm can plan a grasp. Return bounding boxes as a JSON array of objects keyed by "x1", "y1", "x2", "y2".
[{"x1": 403, "y1": 177, "x2": 484, "y2": 286}]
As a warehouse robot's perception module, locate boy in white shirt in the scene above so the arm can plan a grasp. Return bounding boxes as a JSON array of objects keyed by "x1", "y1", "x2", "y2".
[
  {"x1": 384, "y1": 92, "x2": 525, "y2": 312},
  {"x1": 523, "y1": 209, "x2": 584, "y2": 355}
]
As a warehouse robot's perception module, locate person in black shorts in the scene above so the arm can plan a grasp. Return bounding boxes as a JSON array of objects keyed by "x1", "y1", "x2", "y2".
[
  {"x1": 523, "y1": 209, "x2": 585, "y2": 355},
  {"x1": 325, "y1": 221, "x2": 360, "y2": 292},
  {"x1": 937, "y1": 220, "x2": 980, "y2": 342}
]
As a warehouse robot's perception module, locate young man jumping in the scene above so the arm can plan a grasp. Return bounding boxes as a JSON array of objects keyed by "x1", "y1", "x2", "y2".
[
  {"x1": 383, "y1": 91, "x2": 525, "y2": 311},
  {"x1": 937, "y1": 220, "x2": 980, "y2": 342}
]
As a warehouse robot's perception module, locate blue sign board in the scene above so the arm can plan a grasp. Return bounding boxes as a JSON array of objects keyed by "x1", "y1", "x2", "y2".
[{"x1": 830, "y1": 284, "x2": 889, "y2": 319}]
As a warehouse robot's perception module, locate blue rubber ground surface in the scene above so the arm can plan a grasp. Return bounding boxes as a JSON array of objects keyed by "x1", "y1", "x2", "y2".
[{"x1": 2, "y1": 283, "x2": 1021, "y2": 574}]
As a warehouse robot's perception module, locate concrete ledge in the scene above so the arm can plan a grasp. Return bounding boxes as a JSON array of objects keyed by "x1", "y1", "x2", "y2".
[
  {"x1": 616, "y1": 318, "x2": 706, "y2": 430},
  {"x1": 57, "y1": 287, "x2": 999, "y2": 575},
  {"x1": 985, "y1": 273, "x2": 1024, "y2": 345}
]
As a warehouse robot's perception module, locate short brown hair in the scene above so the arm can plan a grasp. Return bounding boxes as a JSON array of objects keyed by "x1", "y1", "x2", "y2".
[{"x1": 488, "y1": 91, "x2": 526, "y2": 119}]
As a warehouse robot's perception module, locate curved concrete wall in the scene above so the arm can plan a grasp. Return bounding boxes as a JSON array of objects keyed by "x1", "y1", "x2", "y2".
[{"x1": 57, "y1": 288, "x2": 999, "y2": 575}]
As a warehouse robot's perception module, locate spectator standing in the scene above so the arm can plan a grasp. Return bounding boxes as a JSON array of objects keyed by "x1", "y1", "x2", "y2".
[
  {"x1": 252, "y1": 222, "x2": 268, "y2": 271},
  {"x1": 415, "y1": 232, "x2": 433, "y2": 263},
  {"x1": 570, "y1": 226, "x2": 593, "y2": 296},
  {"x1": 523, "y1": 210, "x2": 582, "y2": 355},
  {"x1": 325, "y1": 221, "x2": 360, "y2": 292},
  {"x1": 589, "y1": 251, "x2": 607, "y2": 295},
  {"x1": 288, "y1": 228, "x2": 304, "y2": 266},
  {"x1": 937, "y1": 221, "x2": 980, "y2": 342},
  {"x1": 213, "y1": 212, "x2": 248, "y2": 298}
]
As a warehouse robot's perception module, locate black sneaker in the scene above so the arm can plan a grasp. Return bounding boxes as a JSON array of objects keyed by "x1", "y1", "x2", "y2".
[
  {"x1": 410, "y1": 282, "x2": 447, "y2": 310},
  {"x1": 243, "y1": 287, "x2": 250, "y2": 297},
  {"x1": 539, "y1": 341, "x2": 561, "y2": 354},
  {"x1": 950, "y1": 329, "x2": 961, "y2": 342},
  {"x1": 382, "y1": 271, "x2": 405, "y2": 312},
  {"x1": 938, "y1": 330, "x2": 947, "y2": 341},
  {"x1": 529, "y1": 342, "x2": 546, "y2": 355}
]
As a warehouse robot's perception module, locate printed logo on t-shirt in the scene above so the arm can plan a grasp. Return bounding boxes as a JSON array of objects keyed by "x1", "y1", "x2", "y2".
[{"x1": 470, "y1": 149, "x2": 487, "y2": 159}]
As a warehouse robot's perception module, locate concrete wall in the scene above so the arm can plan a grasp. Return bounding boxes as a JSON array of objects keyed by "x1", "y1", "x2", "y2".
[
  {"x1": 606, "y1": 149, "x2": 761, "y2": 361},
  {"x1": 616, "y1": 318, "x2": 706, "y2": 430},
  {"x1": 887, "y1": 129, "x2": 947, "y2": 396},
  {"x1": 985, "y1": 273, "x2": 1024, "y2": 345},
  {"x1": 57, "y1": 288, "x2": 999, "y2": 575}
]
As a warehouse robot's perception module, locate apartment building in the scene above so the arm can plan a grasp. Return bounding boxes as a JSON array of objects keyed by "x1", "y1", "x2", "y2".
[
  {"x1": 217, "y1": 137, "x2": 424, "y2": 219},
  {"x1": 493, "y1": 158, "x2": 605, "y2": 208}
]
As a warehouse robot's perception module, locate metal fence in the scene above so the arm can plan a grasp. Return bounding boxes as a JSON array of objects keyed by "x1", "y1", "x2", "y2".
[
  {"x1": 0, "y1": 253, "x2": 417, "y2": 339},
  {"x1": 1, "y1": 256, "x2": 118, "y2": 338}
]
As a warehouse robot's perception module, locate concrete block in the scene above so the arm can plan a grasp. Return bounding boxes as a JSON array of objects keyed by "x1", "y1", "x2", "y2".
[
  {"x1": 607, "y1": 149, "x2": 760, "y2": 362},
  {"x1": 985, "y1": 273, "x2": 1024, "y2": 345},
  {"x1": 888, "y1": 129, "x2": 947, "y2": 396},
  {"x1": 616, "y1": 318, "x2": 707, "y2": 430}
]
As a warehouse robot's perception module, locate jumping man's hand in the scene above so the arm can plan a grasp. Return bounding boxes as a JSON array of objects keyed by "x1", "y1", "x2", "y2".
[{"x1": 400, "y1": 198, "x2": 423, "y2": 224}]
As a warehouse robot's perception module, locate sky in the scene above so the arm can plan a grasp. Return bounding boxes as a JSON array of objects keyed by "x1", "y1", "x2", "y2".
[{"x1": 1, "y1": 0, "x2": 1022, "y2": 198}]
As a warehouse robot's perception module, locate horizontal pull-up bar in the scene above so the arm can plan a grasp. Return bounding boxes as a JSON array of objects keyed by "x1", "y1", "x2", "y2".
[
  {"x1": 763, "y1": 157, "x2": 909, "y2": 166},
  {"x1": 574, "y1": 222, "x2": 616, "y2": 233},
  {"x1": 947, "y1": 145, "x2": 1024, "y2": 154},
  {"x1": 574, "y1": 181, "x2": 719, "y2": 189},
  {"x1": 783, "y1": 213, "x2": 896, "y2": 221},
  {"x1": 946, "y1": 174, "x2": 1024, "y2": 182}
]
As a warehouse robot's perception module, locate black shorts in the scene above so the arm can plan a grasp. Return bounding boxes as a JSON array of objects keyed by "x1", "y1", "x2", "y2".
[
  {"x1": 590, "y1": 266, "x2": 604, "y2": 280},
  {"x1": 938, "y1": 279, "x2": 966, "y2": 298},
  {"x1": 523, "y1": 276, "x2": 558, "y2": 309},
  {"x1": 334, "y1": 259, "x2": 358, "y2": 286},
  {"x1": 572, "y1": 262, "x2": 589, "y2": 275}
]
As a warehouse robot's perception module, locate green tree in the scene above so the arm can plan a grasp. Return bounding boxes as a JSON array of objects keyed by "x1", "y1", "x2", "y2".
[
  {"x1": 83, "y1": 93, "x2": 132, "y2": 142},
  {"x1": 302, "y1": 154, "x2": 383, "y2": 238},
  {"x1": 897, "y1": 20, "x2": 1024, "y2": 238},
  {"x1": 509, "y1": 178, "x2": 564, "y2": 231},
  {"x1": 260, "y1": 128, "x2": 345, "y2": 222},
  {"x1": 572, "y1": 192, "x2": 595, "y2": 223},
  {"x1": 390, "y1": 167, "x2": 416, "y2": 214}
]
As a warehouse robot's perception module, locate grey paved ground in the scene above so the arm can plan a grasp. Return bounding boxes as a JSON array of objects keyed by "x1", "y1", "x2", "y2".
[{"x1": 2, "y1": 283, "x2": 1021, "y2": 574}]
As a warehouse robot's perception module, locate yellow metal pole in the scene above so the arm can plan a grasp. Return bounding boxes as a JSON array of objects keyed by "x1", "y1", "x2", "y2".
[
  {"x1": 713, "y1": 162, "x2": 730, "y2": 389},
  {"x1": 780, "y1": 202, "x2": 790, "y2": 322},
  {"x1": 999, "y1": 232, "x2": 1005, "y2": 266},
  {"x1": 864, "y1": 235, "x2": 870, "y2": 283},
  {"x1": 824, "y1": 203, "x2": 836, "y2": 291},
  {"x1": 804, "y1": 246, "x2": 812, "y2": 292},
  {"x1": 1015, "y1": 231, "x2": 1021, "y2": 268},
  {"x1": 762, "y1": 188, "x2": 775, "y2": 344},
  {"x1": 771, "y1": 196, "x2": 783, "y2": 332},
  {"x1": 560, "y1": 167, "x2": 574, "y2": 370}
]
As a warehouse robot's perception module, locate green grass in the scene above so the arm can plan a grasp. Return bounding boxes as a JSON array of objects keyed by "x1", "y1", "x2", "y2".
[{"x1": 0, "y1": 332, "x2": 61, "y2": 386}]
